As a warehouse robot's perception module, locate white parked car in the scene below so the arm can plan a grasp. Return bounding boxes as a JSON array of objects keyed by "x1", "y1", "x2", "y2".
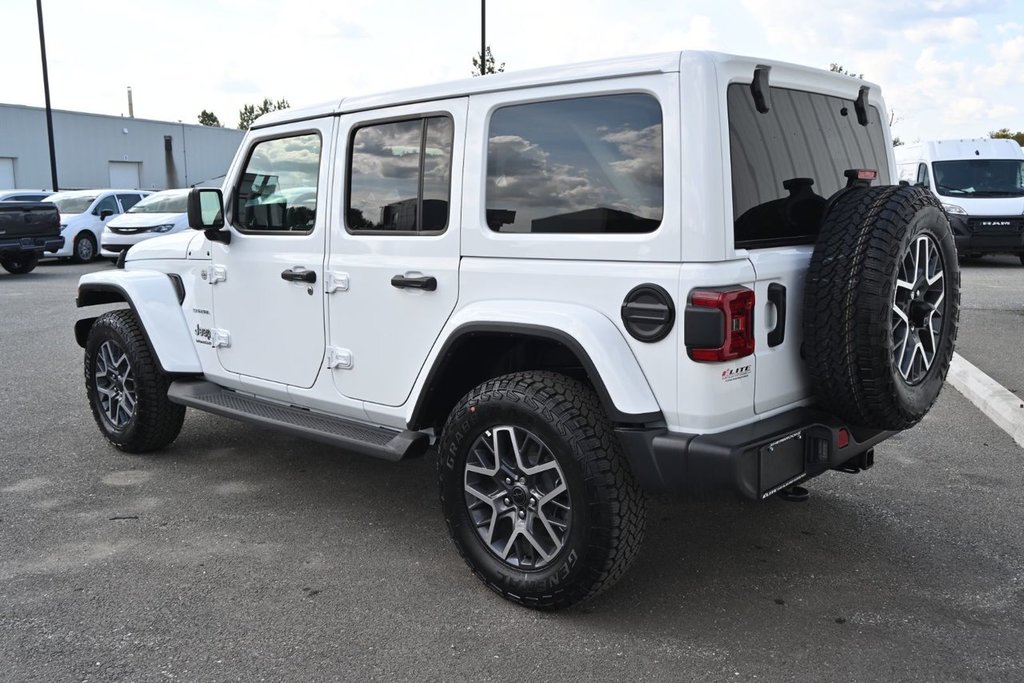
[
  {"x1": 44, "y1": 189, "x2": 150, "y2": 262},
  {"x1": 75, "y1": 51, "x2": 960, "y2": 609},
  {"x1": 100, "y1": 188, "x2": 190, "y2": 258},
  {"x1": 0, "y1": 189, "x2": 52, "y2": 202}
]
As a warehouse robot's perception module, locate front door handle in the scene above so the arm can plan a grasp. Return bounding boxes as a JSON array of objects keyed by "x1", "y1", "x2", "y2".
[
  {"x1": 281, "y1": 267, "x2": 316, "y2": 284},
  {"x1": 391, "y1": 274, "x2": 437, "y2": 291}
]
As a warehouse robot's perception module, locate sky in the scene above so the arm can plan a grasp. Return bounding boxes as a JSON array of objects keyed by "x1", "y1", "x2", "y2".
[{"x1": 2, "y1": 0, "x2": 1022, "y2": 142}]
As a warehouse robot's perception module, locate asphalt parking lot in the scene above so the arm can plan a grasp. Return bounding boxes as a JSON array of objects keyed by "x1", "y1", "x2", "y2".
[{"x1": 2, "y1": 259, "x2": 1023, "y2": 682}]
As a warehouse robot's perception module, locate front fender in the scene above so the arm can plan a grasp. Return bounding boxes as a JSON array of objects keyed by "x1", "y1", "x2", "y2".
[
  {"x1": 408, "y1": 300, "x2": 662, "y2": 425},
  {"x1": 76, "y1": 269, "x2": 202, "y2": 374}
]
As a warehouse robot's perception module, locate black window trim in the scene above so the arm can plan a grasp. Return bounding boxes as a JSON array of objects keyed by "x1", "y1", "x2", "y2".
[
  {"x1": 230, "y1": 129, "x2": 324, "y2": 236},
  {"x1": 483, "y1": 89, "x2": 666, "y2": 237},
  {"x1": 344, "y1": 111, "x2": 456, "y2": 237}
]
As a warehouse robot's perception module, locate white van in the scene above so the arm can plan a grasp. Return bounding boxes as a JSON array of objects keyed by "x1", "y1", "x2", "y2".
[
  {"x1": 895, "y1": 138, "x2": 1024, "y2": 264},
  {"x1": 44, "y1": 189, "x2": 151, "y2": 262}
]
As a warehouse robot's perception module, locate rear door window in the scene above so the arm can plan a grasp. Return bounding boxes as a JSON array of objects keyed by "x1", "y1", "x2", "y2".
[
  {"x1": 728, "y1": 84, "x2": 890, "y2": 248},
  {"x1": 485, "y1": 94, "x2": 663, "y2": 234}
]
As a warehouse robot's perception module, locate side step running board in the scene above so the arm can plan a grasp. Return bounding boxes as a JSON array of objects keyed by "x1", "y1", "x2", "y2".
[{"x1": 167, "y1": 380, "x2": 429, "y2": 462}]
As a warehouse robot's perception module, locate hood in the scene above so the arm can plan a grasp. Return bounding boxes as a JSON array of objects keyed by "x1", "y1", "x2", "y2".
[
  {"x1": 107, "y1": 212, "x2": 186, "y2": 228},
  {"x1": 59, "y1": 212, "x2": 84, "y2": 224},
  {"x1": 125, "y1": 230, "x2": 203, "y2": 262},
  {"x1": 939, "y1": 195, "x2": 1024, "y2": 216}
]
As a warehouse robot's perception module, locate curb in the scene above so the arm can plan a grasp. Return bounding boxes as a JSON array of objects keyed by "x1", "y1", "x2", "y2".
[{"x1": 947, "y1": 352, "x2": 1024, "y2": 449}]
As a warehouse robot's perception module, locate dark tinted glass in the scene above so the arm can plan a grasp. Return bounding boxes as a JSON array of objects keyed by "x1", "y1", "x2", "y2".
[
  {"x1": 117, "y1": 193, "x2": 143, "y2": 211},
  {"x1": 728, "y1": 84, "x2": 891, "y2": 247},
  {"x1": 94, "y1": 195, "x2": 119, "y2": 215},
  {"x1": 932, "y1": 159, "x2": 1024, "y2": 197},
  {"x1": 422, "y1": 117, "x2": 453, "y2": 231},
  {"x1": 235, "y1": 133, "x2": 321, "y2": 232},
  {"x1": 347, "y1": 116, "x2": 454, "y2": 233},
  {"x1": 486, "y1": 94, "x2": 663, "y2": 234}
]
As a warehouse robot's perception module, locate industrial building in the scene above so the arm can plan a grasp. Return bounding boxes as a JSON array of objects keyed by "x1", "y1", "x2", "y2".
[{"x1": 0, "y1": 103, "x2": 244, "y2": 191}]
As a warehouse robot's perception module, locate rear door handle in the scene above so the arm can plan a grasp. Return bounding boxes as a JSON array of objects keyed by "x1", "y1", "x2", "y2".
[
  {"x1": 767, "y1": 283, "x2": 787, "y2": 347},
  {"x1": 391, "y1": 274, "x2": 437, "y2": 291},
  {"x1": 281, "y1": 267, "x2": 316, "y2": 283}
]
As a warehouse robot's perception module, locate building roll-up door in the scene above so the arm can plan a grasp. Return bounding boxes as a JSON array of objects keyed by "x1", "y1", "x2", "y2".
[{"x1": 109, "y1": 161, "x2": 141, "y2": 189}]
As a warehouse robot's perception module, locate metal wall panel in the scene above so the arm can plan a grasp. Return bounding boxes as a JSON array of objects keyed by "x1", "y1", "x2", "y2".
[{"x1": 0, "y1": 103, "x2": 243, "y2": 191}]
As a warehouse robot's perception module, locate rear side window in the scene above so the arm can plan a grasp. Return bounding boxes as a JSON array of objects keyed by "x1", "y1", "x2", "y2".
[
  {"x1": 117, "y1": 193, "x2": 143, "y2": 211},
  {"x1": 486, "y1": 94, "x2": 663, "y2": 234},
  {"x1": 346, "y1": 116, "x2": 454, "y2": 234},
  {"x1": 234, "y1": 133, "x2": 321, "y2": 233},
  {"x1": 729, "y1": 84, "x2": 891, "y2": 248}
]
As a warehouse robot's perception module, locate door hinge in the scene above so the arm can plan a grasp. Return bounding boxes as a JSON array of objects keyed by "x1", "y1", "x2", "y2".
[
  {"x1": 201, "y1": 265, "x2": 227, "y2": 285},
  {"x1": 325, "y1": 271, "x2": 350, "y2": 294},
  {"x1": 326, "y1": 346, "x2": 353, "y2": 369},
  {"x1": 211, "y1": 329, "x2": 231, "y2": 349}
]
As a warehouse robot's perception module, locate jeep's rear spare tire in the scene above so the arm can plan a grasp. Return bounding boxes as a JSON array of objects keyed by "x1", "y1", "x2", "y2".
[{"x1": 803, "y1": 186, "x2": 959, "y2": 430}]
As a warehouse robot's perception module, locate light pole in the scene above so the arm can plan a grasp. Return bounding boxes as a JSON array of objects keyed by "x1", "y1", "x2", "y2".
[
  {"x1": 480, "y1": 0, "x2": 486, "y2": 76},
  {"x1": 36, "y1": 0, "x2": 59, "y2": 192}
]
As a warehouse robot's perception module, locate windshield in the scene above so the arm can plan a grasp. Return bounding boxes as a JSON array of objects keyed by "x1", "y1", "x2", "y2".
[
  {"x1": 128, "y1": 192, "x2": 188, "y2": 214},
  {"x1": 933, "y1": 159, "x2": 1024, "y2": 198},
  {"x1": 48, "y1": 195, "x2": 96, "y2": 213}
]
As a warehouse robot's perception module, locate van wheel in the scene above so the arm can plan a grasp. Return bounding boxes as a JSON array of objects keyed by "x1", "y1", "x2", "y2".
[
  {"x1": 72, "y1": 233, "x2": 97, "y2": 263},
  {"x1": 804, "y1": 186, "x2": 959, "y2": 430},
  {"x1": 84, "y1": 309, "x2": 185, "y2": 453},
  {"x1": 438, "y1": 371, "x2": 645, "y2": 610},
  {"x1": 1, "y1": 253, "x2": 39, "y2": 274}
]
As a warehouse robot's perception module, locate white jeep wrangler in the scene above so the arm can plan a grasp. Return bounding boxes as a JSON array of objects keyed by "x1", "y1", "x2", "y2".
[{"x1": 75, "y1": 51, "x2": 959, "y2": 609}]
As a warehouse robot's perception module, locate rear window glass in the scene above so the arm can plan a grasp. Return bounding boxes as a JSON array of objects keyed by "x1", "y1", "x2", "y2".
[
  {"x1": 486, "y1": 94, "x2": 663, "y2": 234},
  {"x1": 728, "y1": 84, "x2": 891, "y2": 248}
]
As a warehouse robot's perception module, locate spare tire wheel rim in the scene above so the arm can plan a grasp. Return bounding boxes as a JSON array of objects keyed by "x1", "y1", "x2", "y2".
[
  {"x1": 892, "y1": 232, "x2": 946, "y2": 385},
  {"x1": 463, "y1": 426, "x2": 571, "y2": 570}
]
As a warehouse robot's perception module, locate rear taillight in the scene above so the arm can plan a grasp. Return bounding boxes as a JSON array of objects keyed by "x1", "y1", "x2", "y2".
[{"x1": 685, "y1": 287, "x2": 755, "y2": 362}]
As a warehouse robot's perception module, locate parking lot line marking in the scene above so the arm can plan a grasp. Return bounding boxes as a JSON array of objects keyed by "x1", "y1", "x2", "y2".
[{"x1": 947, "y1": 352, "x2": 1024, "y2": 449}]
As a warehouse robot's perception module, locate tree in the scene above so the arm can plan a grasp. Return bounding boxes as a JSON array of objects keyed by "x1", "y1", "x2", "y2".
[
  {"x1": 238, "y1": 97, "x2": 291, "y2": 130},
  {"x1": 990, "y1": 128, "x2": 1024, "y2": 146},
  {"x1": 198, "y1": 110, "x2": 222, "y2": 127},
  {"x1": 472, "y1": 47, "x2": 505, "y2": 76},
  {"x1": 829, "y1": 63, "x2": 864, "y2": 79}
]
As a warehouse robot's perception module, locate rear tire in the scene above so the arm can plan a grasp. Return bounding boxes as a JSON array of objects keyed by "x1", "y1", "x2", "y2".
[
  {"x1": 1, "y1": 253, "x2": 39, "y2": 274},
  {"x1": 804, "y1": 186, "x2": 960, "y2": 430},
  {"x1": 438, "y1": 371, "x2": 646, "y2": 610},
  {"x1": 72, "y1": 232, "x2": 97, "y2": 263},
  {"x1": 84, "y1": 309, "x2": 185, "y2": 453}
]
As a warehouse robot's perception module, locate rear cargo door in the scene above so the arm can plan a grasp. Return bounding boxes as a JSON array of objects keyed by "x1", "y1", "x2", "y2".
[
  {"x1": 747, "y1": 248, "x2": 812, "y2": 413},
  {"x1": 725, "y1": 80, "x2": 892, "y2": 414}
]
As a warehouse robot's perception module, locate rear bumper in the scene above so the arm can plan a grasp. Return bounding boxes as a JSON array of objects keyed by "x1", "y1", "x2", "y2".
[
  {"x1": 0, "y1": 235, "x2": 65, "y2": 256},
  {"x1": 617, "y1": 407, "x2": 893, "y2": 500}
]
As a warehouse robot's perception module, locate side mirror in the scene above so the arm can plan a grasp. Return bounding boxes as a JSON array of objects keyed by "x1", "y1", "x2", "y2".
[
  {"x1": 100, "y1": 209, "x2": 114, "y2": 219},
  {"x1": 187, "y1": 187, "x2": 230, "y2": 244}
]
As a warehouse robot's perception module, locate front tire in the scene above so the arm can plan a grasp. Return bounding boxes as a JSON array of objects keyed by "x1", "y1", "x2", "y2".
[
  {"x1": 1, "y1": 253, "x2": 39, "y2": 274},
  {"x1": 72, "y1": 232, "x2": 97, "y2": 263},
  {"x1": 84, "y1": 309, "x2": 185, "y2": 453},
  {"x1": 438, "y1": 371, "x2": 646, "y2": 609}
]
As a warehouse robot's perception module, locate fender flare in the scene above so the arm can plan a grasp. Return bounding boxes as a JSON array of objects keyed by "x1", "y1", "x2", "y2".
[
  {"x1": 76, "y1": 269, "x2": 202, "y2": 374},
  {"x1": 408, "y1": 300, "x2": 663, "y2": 427}
]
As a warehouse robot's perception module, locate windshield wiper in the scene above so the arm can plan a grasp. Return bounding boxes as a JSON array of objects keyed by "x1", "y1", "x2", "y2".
[
  {"x1": 936, "y1": 184, "x2": 966, "y2": 194},
  {"x1": 968, "y1": 190, "x2": 1024, "y2": 197}
]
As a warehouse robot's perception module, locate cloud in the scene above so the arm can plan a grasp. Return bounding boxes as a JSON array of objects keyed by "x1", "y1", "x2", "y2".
[{"x1": 904, "y1": 16, "x2": 980, "y2": 42}]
